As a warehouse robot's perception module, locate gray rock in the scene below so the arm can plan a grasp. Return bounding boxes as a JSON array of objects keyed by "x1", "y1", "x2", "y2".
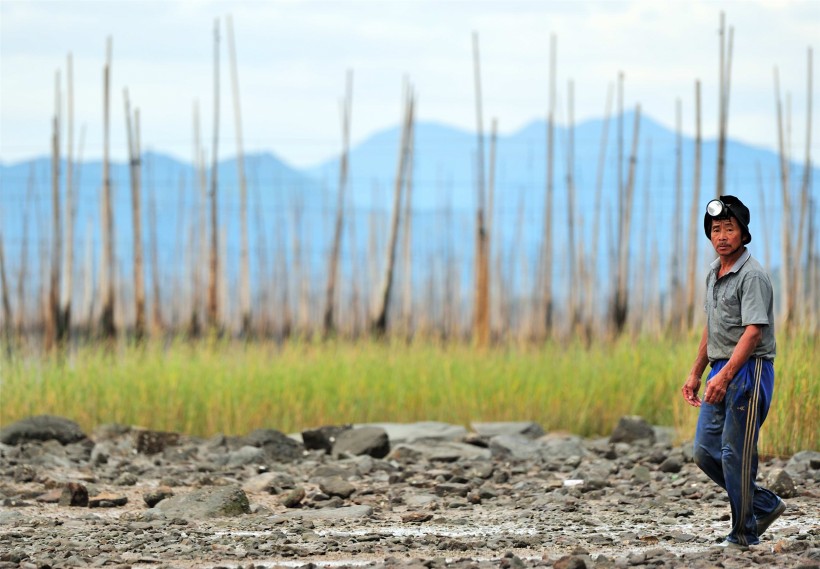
[
  {"x1": 489, "y1": 434, "x2": 542, "y2": 460},
  {"x1": 243, "y1": 471, "x2": 295, "y2": 494},
  {"x1": 653, "y1": 426, "x2": 676, "y2": 446},
  {"x1": 226, "y1": 445, "x2": 266, "y2": 467},
  {"x1": 766, "y1": 468, "x2": 797, "y2": 498},
  {"x1": 154, "y1": 485, "x2": 250, "y2": 519},
  {"x1": 658, "y1": 455, "x2": 683, "y2": 473},
  {"x1": 302, "y1": 424, "x2": 352, "y2": 453},
  {"x1": 786, "y1": 450, "x2": 820, "y2": 479},
  {"x1": 0, "y1": 415, "x2": 87, "y2": 445},
  {"x1": 271, "y1": 504, "x2": 373, "y2": 522},
  {"x1": 134, "y1": 429, "x2": 180, "y2": 455},
  {"x1": 279, "y1": 486, "x2": 306, "y2": 508},
  {"x1": 92, "y1": 423, "x2": 132, "y2": 441},
  {"x1": 390, "y1": 441, "x2": 491, "y2": 462},
  {"x1": 538, "y1": 433, "x2": 587, "y2": 460},
  {"x1": 318, "y1": 476, "x2": 356, "y2": 498},
  {"x1": 435, "y1": 483, "x2": 469, "y2": 497},
  {"x1": 471, "y1": 422, "x2": 545, "y2": 439},
  {"x1": 553, "y1": 555, "x2": 586, "y2": 569},
  {"x1": 631, "y1": 465, "x2": 652, "y2": 484},
  {"x1": 0, "y1": 511, "x2": 25, "y2": 525},
  {"x1": 143, "y1": 487, "x2": 174, "y2": 508},
  {"x1": 608, "y1": 416, "x2": 656, "y2": 444},
  {"x1": 244, "y1": 428, "x2": 305, "y2": 461},
  {"x1": 356, "y1": 421, "x2": 467, "y2": 444},
  {"x1": 404, "y1": 494, "x2": 439, "y2": 507},
  {"x1": 333, "y1": 426, "x2": 390, "y2": 458},
  {"x1": 12, "y1": 464, "x2": 36, "y2": 482},
  {"x1": 114, "y1": 472, "x2": 138, "y2": 486},
  {"x1": 59, "y1": 482, "x2": 89, "y2": 507},
  {"x1": 311, "y1": 464, "x2": 353, "y2": 479}
]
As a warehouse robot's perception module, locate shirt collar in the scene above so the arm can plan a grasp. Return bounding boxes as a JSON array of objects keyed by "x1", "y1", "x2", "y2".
[{"x1": 710, "y1": 247, "x2": 750, "y2": 276}]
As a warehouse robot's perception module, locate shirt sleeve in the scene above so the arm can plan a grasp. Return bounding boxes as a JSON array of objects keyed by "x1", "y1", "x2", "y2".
[{"x1": 741, "y1": 273, "x2": 772, "y2": 327}]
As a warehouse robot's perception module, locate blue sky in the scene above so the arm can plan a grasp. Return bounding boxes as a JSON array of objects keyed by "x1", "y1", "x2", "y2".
[{"x1": 1, "y1": 0, "x2": 817, "y2": 167}]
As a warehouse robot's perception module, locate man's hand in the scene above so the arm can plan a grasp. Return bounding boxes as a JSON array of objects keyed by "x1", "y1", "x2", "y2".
[
  {"x1": 681, "y1": 374, "x2": 702, "y2": 407},
  {"x1": 703, "y1": 370, "x2": 732, "y2": 404}
]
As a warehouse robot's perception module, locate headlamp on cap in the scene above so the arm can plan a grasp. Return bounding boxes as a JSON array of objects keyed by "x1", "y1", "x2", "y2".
[
  {"x1": 706, "y1": 199, "x2": 729, "y2": 218},
  {"x1": 703, "y1": 195, "x2": 752, "y2": 244}
]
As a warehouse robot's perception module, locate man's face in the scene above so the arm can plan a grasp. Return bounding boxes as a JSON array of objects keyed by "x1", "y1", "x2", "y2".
[{"x1": 710, "y1": 217, "x2": 744, "y2": 256}]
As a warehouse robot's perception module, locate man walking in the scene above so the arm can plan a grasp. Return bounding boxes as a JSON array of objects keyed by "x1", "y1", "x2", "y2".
[{"x1": 681, "y1": 195, "x2": 786, "y2": 549}]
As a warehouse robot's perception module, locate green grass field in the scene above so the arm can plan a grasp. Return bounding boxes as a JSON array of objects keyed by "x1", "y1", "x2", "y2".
[{"x1": 1, "y1": 333, "x2": 817, "y2": 456}]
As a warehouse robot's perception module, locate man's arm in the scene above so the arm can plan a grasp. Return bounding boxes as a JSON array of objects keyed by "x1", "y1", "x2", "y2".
[
  {"x1": 702, "y1": 324, "x2": 763, "y2": 404},
  {"x1": 681, "y1": 326, "x2": 709, "y2": 407}
]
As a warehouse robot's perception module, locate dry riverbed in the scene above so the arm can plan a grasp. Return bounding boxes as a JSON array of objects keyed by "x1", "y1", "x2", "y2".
[{"x1": 1, "y1": 416, "x2": 818, "y2": 569}]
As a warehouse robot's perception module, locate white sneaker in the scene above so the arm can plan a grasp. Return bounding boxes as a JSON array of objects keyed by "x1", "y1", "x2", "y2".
[{"x1": 712, "y1": 539, "x2": 749, "y2": 551}]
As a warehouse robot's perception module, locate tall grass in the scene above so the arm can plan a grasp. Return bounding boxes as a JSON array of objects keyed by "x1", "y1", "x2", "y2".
[{"x1": 1, "y1": 334, "x2": 817, "y2": 456}]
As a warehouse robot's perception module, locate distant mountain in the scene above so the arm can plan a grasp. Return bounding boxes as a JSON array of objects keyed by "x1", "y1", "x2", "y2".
[
  {"x1": 310, "y1": 111, "x2": 817, "y2": 276},
  {"x1": 1, "y1": 111, "x2": 816, "y2": 309}
]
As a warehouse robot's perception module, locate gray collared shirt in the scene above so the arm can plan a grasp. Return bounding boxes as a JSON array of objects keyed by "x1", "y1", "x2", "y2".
[{"x1": 704, "y1": 248, "x2": 776, "y2": 362}]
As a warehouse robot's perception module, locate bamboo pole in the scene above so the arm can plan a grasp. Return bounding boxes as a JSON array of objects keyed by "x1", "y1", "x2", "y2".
[
  {"x1": 370, "y1": 84, "x2": 413, "y2": 336},
  {"x1": 442, "y1": 176, "x2": 455, "y2": 340},
  {"x1": 542, "y1": 33, "x2": 557, "y2": 337},
  {"x1": 487, "y1": 118, "x2": 498, "y2": 339},
  {"x1": 346, "y1": 177, "x2": 362, "y2": 338},
  {"x1": 755, "y1": 163, "x2": 772, "y2": 270},
  {"x1": 586, "y1": 82, "x2": 613, "y2": 338},
  {"x1": 17, "y1": 166, "x2": 35, "y2": 337},
  {"x1": 275, "y1": 195, "x2": 293, "y2": 339},
  {"x1": 100, "y1": 37, "x2": 116, "y2": 341},
  {"x1": 684, "y1": 80, "x2": 703, "y2": 331},
  {"x1": 472, "y1": 32, "x2": 490, "y2": 347},
  {"x1": 774, "y1": 67, "x2": 794, "y2": 328},
  {"x1": 715, "y1": 13, "x2": 734, "y2": 198},
  {"x1": 400, "y1": 95, "x2": 416, "y2": 340},
  {"x1": 46, "y1": 70, "x2": 61, "y2": 351},
  {"x1": 250, "y1": 161, "x2": 271, "y2": 336},
  {"x1": 59, "y1": 52, "x2": 74, "y2": 344},
  {"x1": 148, "y1": 157, "x2": 163, "y2": 336},
  {"x1": 0, "y1": 231, "x2": 12, "y2": 352},
  {"x1": 124, "y1": 90, "x2": 146, "y2": 340},
  {"x1": 612, "y1": 106, "x2": 641, "y2": 334},
  {"x1": 508, "y1": 188, "x2": 523, "y2": 342},
  {"x1": 207, "y1": 19, "x2": 221, "y2": 333},
  {"x1": 808, "y1": 198, "x2": 818, "y2": 332},
  {"x1": 669, "y1": 99, "x2": 683, "y2": 332},
  {"x1": 292, "y1": 195, "x2": 310, "y2": 336},
  {"x1": 226, "y1": 14, "x2": 251, "y2": 336},
  {"x1": 81, "y1": 216, "x2": 94, "y2": 333},
  {"x1": 612, "y1": 71, "x2": 625, "y2": 335},
  {"x1": 566, "y1": 79, "x2": 579, "y2": 334},
  {"x1": 323, "y1": 70, "x2": 353, "y2": 337},
  {"x1": 168, "y1": 160, "x2": 185, "y2": 330},
  {"x1": 793, "y1": 47, "x2": 813, "y2": 327},
  {"x1": 189, "y1": 101, "x2": 207, "y2": 337},
  {"x1": 631, "y1": 151, "x2": 652, "y2": 337}
]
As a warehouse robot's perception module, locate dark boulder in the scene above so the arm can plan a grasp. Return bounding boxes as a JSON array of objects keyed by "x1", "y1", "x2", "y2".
[
  {"x1": 302, "y1": 424, "x2": 352, "y2": 453},
  {"x1": 0, "y1": 415, "x2": 87, "y2": 445},
  {"x1": 333, "y1": 426, "x2": 390, "y2": 459},
  {"x1": 155, "y1": 485, "x2": 250, "y2": 519},
  {"x1": 244, "y1": 428, "x2": 304, "y2": 461},
  {"x1": 608, "y1": 416, "x2": 656, "y2": 445}
]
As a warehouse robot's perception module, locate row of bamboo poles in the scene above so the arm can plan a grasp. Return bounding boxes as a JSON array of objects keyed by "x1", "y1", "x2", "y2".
[{"x1": 0, "y1": 14, "x2": 817, "y2": 353}]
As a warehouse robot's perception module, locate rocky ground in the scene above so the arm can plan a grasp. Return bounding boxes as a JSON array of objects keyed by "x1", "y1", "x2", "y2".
[{"x1": 0, "y1": 415, "x2": 818, "y2": 569}]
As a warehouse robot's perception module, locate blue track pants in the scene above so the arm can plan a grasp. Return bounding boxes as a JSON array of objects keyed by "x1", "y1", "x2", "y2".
[{"x1": 692, "y1": 358, "x2": 781, "y2": 546}]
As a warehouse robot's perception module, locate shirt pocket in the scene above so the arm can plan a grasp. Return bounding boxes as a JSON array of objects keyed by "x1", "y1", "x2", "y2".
[{"x1": 720, "y1": 295, "x2": 742, "y2": 326}]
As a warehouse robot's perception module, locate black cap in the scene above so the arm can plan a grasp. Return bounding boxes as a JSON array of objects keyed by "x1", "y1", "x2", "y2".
[{"x1": 703, "y1": 194, "x2": 752, "y2": 244}]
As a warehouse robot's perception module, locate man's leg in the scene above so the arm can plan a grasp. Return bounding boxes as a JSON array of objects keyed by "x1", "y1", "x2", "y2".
[
  {"x1": 693, "y1": 363, "x2": 728, "y2": 490},
  {"x1": 721, "y1": 358, "x2": 779, "y2": 546},
  {"x1": 748, "y1": 360, "x2": 783, "y2": 534}
]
